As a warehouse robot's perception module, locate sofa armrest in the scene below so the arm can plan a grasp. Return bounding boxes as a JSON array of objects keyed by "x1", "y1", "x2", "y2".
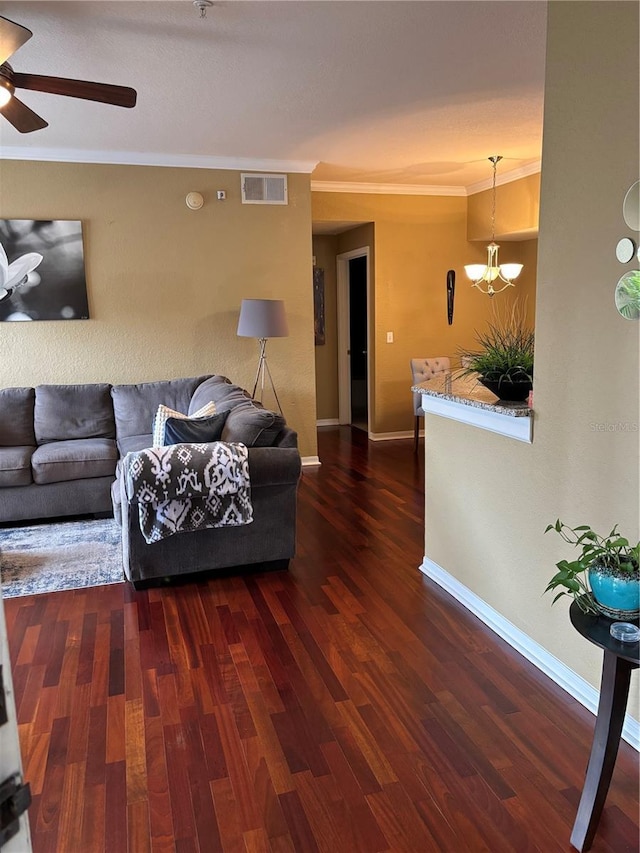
[
  {"x1": 273, "y1": 426, "x2": 298, "y2": 448},
  {"x1": 246, "y1": 446, "x2": 301, "y2": 487}
]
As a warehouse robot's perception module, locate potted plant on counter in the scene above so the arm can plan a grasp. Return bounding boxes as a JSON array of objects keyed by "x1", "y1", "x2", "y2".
[
  {"x1": 544, "y1": 519, "x2": 640, "y2": 619},
  {"x1": 459, "y1": 303, "x2": 534, "y2": 402}
]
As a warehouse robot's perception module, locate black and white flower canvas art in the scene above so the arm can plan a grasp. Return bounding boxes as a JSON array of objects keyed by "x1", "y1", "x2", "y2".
[{"x1": 0, "y1": 219, "x2": 89, "y2": 321}]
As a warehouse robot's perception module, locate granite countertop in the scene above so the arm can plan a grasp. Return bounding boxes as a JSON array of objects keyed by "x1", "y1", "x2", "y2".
[{"x1": 412, "y1": 372, "x2": 532, "y2": 418}]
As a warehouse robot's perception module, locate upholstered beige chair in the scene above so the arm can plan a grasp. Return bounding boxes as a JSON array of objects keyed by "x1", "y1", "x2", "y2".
[{"x1": 410, "y1": 357, "x2": 451, "y2": 453}]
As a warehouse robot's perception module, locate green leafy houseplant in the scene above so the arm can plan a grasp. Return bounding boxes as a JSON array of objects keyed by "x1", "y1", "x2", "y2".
[
  {"x1": 544, "y1": 520, "x2": 640, "y2": 614},
  {"x1": 459, "y1": 302, "x2": 534, "y2": 399}
]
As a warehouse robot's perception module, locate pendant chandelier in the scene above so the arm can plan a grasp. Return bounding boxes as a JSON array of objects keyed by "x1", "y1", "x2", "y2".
[{"x1": 465, "y1": 155, "x2": 523, "y2": 296}]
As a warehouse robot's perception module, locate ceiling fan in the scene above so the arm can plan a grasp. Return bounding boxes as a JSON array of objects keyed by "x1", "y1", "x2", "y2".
[{"x1": 0, "y1": 14, "x2": 137, "y2": 133}]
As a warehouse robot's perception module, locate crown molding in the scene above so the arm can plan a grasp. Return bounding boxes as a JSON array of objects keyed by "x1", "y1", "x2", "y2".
[
  {"x1": 466, "y1": 159, "x2": 542, "y2": 195},
  {"x1": 0, "y1": 146, "x2": 319, "y2": 174},
  {"x1": 0, "y1": 147, "x2": 540, "y2": 192},
  {"x1": 312, "y1": 163, "x2": 541, "y2": 197},
  {"x1": 311, "y1": 180, "x2": 466, "y2": 197}
]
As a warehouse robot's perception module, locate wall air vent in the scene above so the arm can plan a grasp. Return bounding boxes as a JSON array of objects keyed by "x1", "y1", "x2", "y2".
[{"x1": 241, "y1": 173, "x2": 288, "y2": 205}]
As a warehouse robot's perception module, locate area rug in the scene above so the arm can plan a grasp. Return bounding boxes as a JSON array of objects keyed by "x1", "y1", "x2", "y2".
[{"x1": 0, "y1": 518, "x2": 124, "y2": 598}]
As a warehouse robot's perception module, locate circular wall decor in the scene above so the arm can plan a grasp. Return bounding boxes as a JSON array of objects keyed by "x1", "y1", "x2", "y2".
[
  {"x1": 622, "y1": 180, "x2": 640, "y2": 231},
  {"x1": 616, "y1": 237, "x2": 636, "y2": 263},
  {"x1": 614, "y1": 270, "x2": 640, "y2": 320}
]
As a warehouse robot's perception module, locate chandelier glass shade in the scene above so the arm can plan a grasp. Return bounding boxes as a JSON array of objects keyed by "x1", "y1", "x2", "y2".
[{"x1": 465, "y1": 156, "x2": 523, "y2": 296}]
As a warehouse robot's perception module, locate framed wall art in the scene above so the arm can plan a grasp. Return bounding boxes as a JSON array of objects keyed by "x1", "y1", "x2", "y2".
[
  {"x1": 313, "y1": 266, "x2": 325, "y2": 345},
  {"x1": 0, "y1": 219, "x2": 89, "y2": 322}
]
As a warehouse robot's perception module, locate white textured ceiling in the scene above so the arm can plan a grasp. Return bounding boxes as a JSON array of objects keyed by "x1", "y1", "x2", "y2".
[{"x1": 0, "y1": 1, "x2": 547, "y2": 190}]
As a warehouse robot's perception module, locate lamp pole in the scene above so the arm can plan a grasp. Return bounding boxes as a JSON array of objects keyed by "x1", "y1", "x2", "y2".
[{"x1": 251, "y1": 337, "x2": 284, "y2": 416}]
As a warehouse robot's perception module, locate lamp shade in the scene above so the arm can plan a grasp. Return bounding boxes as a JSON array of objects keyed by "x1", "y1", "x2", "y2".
[{"x1": 237, "y1": 299, "x2": 289, "y2": 338}]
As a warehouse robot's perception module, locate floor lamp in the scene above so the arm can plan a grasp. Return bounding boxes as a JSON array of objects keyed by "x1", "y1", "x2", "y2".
[{"x1": 237, "y1": 298, "x2": 289, "y2": 415}]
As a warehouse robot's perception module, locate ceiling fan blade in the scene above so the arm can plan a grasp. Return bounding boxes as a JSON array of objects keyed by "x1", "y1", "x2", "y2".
[
  {"x1": 0, "y1": 94, "x2": 48, "y2": 133},
  {"x1": 13, "y1": 73, "x2": 137, "y2": 108},
  {"x1": 0, "y1": 16, "x2": 32, "y2": 66}
]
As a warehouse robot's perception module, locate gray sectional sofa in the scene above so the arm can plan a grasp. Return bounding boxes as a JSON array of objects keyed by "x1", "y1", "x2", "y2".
[
  {"x1": 0, "y1": 381, "x2": 120, "y2": 523},
  {"x1": 0, "y1": 375, "x2": 301, "y2": 586}
]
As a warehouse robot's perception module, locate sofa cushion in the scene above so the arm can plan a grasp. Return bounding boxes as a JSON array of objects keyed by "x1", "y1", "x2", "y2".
[
  {"x1": 0, "y1": 387, "x2": 36, "y2": 446},
  {"x1": 189, "y1": 376, "x2": 253, "y2": 414},
  {"x1": 117, "y1": 434, "x2": 153, "y2": 457},
  {"x1": 152, "y1": 402, "x2": 217, "y2": 447},
  {"x1": 221, "y1": 403, "x2": 286, "y2": 447},
  {"x1": 164, "y1": 411, "x2": 229, "y2": 445},
  {"x1": 111, "y1": 376, "x2": 211, "y2": 439},
  {"x1": 34, "y1": 384, "x2": 115, "y2": 444},
  {"x1": 0, "y1": 445, "x2": 35, "y2": 487},
  {"x1": 31, "y1": 438, "x2": 118, "y2": 485}
]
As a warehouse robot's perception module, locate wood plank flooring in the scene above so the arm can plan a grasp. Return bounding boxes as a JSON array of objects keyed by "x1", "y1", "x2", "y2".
[{"x1": 5, "y1": 426, "x2": 640, "y2": 852}]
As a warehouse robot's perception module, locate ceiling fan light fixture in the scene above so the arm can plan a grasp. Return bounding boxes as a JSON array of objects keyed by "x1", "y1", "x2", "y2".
[
  {"x1": 465, "y1": 155, "x2": 524, "y2": 296},
  {"x1": 0, "y1": 76, "x2": 13, "y2": 106},
  {"x1": 0, "y1": 15, "x2": 137, "y2": 133}
]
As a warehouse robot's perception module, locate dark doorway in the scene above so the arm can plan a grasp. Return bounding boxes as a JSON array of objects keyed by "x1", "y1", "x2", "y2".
[{"x1": 349, "y1": 255, "x2": 368, "y2": 430}]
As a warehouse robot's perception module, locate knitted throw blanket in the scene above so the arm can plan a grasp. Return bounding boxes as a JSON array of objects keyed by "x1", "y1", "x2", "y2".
[{"x1": 123, "y1": 442, "x2": 253, "y2": 543}]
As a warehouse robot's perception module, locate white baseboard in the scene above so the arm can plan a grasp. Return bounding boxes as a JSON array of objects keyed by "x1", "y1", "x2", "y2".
[
  {"x1": 420, "y1": 557, "x2": 640, "y2": 751},
  {"x1": 314, "y1": 424, "x2": 420, "y2": 442},
  {"x1": 301, "y1": 456, "x2": 321, "y2": 467},
  {"x1": 369, "y1": 430, "x2": 415, "y2": 441}
]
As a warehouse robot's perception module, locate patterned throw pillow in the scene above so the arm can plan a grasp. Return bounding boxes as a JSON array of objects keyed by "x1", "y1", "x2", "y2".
[{"x1": 152, "y1": 402, "x2": 216, "y2": 447}]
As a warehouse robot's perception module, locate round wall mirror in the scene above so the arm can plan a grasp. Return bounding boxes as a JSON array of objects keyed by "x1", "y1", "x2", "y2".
[
  {"x1": 614, "y1": 270, "x2": 640, "y2": 320},
  {"x1": 623, "y1": 181, "x2": 640, "y2": 231},
  {"x1": 616, "y1": 237, "x2": 636, "y2": 263}
]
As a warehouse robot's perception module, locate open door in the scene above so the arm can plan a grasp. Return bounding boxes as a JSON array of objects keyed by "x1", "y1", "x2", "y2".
[{"x1": 337, "y1": 247, "x2": 371, "y2": 432}]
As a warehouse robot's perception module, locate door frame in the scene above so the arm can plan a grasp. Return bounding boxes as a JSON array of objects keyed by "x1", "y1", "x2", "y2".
[
  {"x1": 336, "y1": 246, "x2": 371, "y2": 430},
  {"x1": 0, "y1": 593, "x2": 32, "y2": 851}
]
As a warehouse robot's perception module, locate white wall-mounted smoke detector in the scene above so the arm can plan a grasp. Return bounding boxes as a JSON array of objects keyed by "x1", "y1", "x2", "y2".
[{"x1": 186, "y1": 192, "x2": 204, "y2": 210}]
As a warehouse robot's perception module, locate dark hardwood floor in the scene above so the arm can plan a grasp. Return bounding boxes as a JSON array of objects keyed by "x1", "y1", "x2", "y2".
[{"x1": 6, "y1": 427, "x2": 639, "y2": 852}]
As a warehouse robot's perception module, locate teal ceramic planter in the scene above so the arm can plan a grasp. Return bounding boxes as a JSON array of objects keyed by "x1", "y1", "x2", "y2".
[{"x1": 588, "y1": 565, "x2": 640, "y2": 620}]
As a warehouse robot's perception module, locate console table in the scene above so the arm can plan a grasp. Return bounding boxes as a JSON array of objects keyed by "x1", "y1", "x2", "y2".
[{"x1": 569, "y1": 601, "x2": 639, "y2": 851}]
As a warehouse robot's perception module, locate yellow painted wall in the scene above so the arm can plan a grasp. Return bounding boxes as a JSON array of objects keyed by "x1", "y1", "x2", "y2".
[
  {"x1": 0, "y1": 161, "x2": 318, "y2": 457},
  {"x1": 337, "y1": 223, "x2": 375, "y2": 259},
  {"x1": 504, "y1": 239, "x2": 538, "y2": 329},
  {"x1": 312, "y1": 192, "x2": 536, "y2": 434},
  {"x1": 467, "y1": 173, "x2": 541, "y2": 241},
  {"x1": 312, "y1": 235, "x2": 339, "y2": 421},
  {"x1": 425, "y1": 1, "x2": 639, "y2": 721}
]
